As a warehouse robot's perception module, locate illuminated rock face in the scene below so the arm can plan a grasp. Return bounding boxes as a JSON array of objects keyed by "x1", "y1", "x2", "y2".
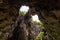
[{"x1": 0, "y1": 0, "x2": 60, "y2": 40}]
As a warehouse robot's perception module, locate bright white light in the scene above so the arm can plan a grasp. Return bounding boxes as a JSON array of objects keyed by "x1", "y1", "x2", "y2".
[
  {"x1": 19, "y1": 5, "x2": 29, "y2": 13},
  {"x1": 32, "y1": 15, "x2": 40, "y2": 22}
]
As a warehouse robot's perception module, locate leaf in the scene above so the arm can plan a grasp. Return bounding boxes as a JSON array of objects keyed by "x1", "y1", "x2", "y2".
[
  {"x1": 35, "y1": 32, "x2": 44, "y2": 40},
  {"x1": 19, "y1": 11, "x2": 26, "y2": 16}
]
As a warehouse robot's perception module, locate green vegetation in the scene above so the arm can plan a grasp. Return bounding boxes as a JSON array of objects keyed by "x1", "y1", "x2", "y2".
[
  {"x1": 35, "y1": 32, "x2": 44, "y2": 40},
  {"x1": 32, "y1": 20, "x2": 44, "y2": 40},
  {"x1": 19, "y1": 12, "x2": 26, "y2": 16}
]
